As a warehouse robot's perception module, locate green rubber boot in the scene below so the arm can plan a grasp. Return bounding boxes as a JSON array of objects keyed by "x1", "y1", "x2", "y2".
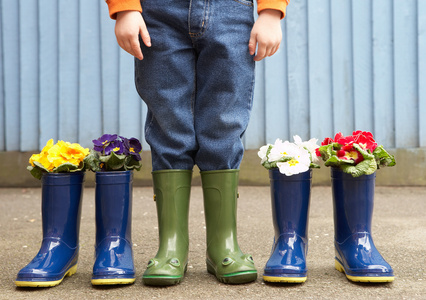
[
  {"x1": 201, "y1": 169, "x2": 257, "y2": 284},
  {"x1": 142, "y1": 169, "x2": 192, "y2": 286}
]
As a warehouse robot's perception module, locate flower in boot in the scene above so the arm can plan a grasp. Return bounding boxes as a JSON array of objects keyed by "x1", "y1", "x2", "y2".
[
  {"x1": 92, "y1": 134, "x2": 118, "y2": 154},
  {"x1": 258, "y1": 136, "x2": 320, "y2": 175}
]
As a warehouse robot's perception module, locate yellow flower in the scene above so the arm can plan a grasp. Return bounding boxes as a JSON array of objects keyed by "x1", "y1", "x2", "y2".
[
  {"x1": 29, "y1": 139, "x2": 89, "y2": 172},
  {"x1": 29, "y1": 139, "x2": 55, "y2": 171}
]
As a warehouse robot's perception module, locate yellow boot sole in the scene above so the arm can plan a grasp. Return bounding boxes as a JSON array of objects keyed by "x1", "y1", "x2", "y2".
[
  {"x1": 15, "y1": 264, "x2": 77, "y2": 288},
  {"x1": 263, "y1": 275, "x2": 307, "y2": 283},
  {"x1": 335, "y1": 260, "x2": 394, "y2": 283},
  {"x1": 91, "y1": 277, "x2": 136, "y2": 285}
]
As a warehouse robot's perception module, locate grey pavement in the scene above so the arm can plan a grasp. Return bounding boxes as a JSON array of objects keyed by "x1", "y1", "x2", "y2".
[{"x1": 1, "y1": 186, "x2": 425, "y2": 299}]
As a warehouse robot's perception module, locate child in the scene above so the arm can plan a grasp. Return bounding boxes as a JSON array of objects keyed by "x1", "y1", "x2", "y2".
[{"x1": 105, "y1": 0, "x2": 288, "y2": 286}]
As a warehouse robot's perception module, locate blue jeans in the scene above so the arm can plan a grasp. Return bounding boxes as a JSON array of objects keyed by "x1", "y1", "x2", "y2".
[{"x1": 135, "y1": 0, "x2": 255, "y2": 171}]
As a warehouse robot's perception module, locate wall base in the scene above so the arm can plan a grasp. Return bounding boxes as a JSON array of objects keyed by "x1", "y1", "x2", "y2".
[{"x1": 1, "y1": 148, "x2": 425, "y2": 187}]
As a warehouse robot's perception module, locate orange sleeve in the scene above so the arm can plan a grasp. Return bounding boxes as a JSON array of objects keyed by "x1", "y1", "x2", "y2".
[
  {"x1": 105, "y1": 0, "x2": 142, "y2": 20},
  {"x1": 257, "y1": 0, "x2": 289, "y2": 19}
]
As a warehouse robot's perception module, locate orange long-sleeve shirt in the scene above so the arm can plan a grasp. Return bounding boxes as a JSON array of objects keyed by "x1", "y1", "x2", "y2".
[{"x1": 105, "y1": 0, "x2": 289, "y2": 20}]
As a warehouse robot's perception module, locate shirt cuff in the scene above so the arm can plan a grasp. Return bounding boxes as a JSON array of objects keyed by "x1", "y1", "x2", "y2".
[
  {"x1": 105, "y1": 0, "x2": 142, "y2": 20},
  {"x1": 257, "y1": 0, "x2": 289, "y2": 19}
]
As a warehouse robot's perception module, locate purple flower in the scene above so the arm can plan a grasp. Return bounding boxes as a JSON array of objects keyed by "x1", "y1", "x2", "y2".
[
  {"x1": 106, "y1": 140, "x2": 125, "y2": 155},
  {"x1": 92, "y1": 134, "x2": 118, "y2": 153},
  {"x1": 124, "y1": 137, "x2": 142, "y2": 161}
]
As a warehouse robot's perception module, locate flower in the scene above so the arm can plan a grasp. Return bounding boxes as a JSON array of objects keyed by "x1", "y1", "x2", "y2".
[
  {"x1": 316, "y1": 131, "x2": 395, "y2": 177},
  {"x1": 28, "y1": 139, "x2": 90, "y2": 180},
  {"x1": 85, "y1": 134, "x2": 142, "y2": 172},
  {"x1": 258, "y1": 136, "x2": 320, "y2": 176},
  {"x1": 293, "y1": 135, "x2": 320, "y2": 163},
  {"x1": 92, "y1": 134, "x2": 118, "y2": 154},
  {"x1": 124, "y1": 137, "x2": 142, "y2": 161}
]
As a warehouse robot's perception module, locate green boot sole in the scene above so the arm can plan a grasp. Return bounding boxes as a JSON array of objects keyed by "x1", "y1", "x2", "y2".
[{"x1": 206, "y1": 257, "x2": 258, "y2": 284}]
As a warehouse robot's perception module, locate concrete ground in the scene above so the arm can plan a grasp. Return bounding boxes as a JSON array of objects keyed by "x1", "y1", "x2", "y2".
[{"x1": 0, "y1": 186, "x2": 425, "y2": 299}]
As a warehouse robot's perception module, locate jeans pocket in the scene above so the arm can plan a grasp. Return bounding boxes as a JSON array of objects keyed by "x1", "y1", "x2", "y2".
[{"x1": 232, "y1": 0, "x2": 254, "y2": 7}]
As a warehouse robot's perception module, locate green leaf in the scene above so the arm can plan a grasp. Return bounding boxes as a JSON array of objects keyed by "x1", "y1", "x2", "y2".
[
  {"x1": 33, "y1": 161, "x2": 50, "y2": 173},
  {"x1": 53, "y1": 163, "x2": 79, "y2": 173},
  {"x1": 84, "y1": 150, "x2": 102, "y2": 172},
  {"x1": 324, "y1": 155, "x2": 355, "y2": 168},
  {"x1": 262, "y1": 157, "x2": 292, "y2": 170},
  {"x1": 27, "y1": 165, "x2": 44, "y2": 180},
  {"x1": 373, "y1": 145, "x2": 396, "y2": 167},
  {"x1": 317, "y1": 143, "x2": 339, "y2": 162},
  {"x1": 100, "y1": 151, "x2": 126, "y2": 171},
  {"x1": 124, "y1": 156, "x2": 142, "y2": 171},
  {"x1": 341, "y1": 157, "x2": 377, "y2": 177}
]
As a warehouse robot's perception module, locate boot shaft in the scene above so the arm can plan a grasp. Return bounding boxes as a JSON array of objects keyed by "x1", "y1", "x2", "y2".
[
  {"x1": 269, "y1": 169, "x2": 312, "y2": 239},
  {"x1": 95, "y1": 171, "x2": 133, "y2": 245},
  {"x1": 331, "y1": 168, "x2": 375, "y2": 242},
  {"x1": 201, "y1": 169, "x2": 239, "y2": 249},
  {"x1": 41, "y1": 172, "x2": 85, "y2": 248},
  {"x1": 152, "y1": 170, "x2": 192, "y2": 249}
]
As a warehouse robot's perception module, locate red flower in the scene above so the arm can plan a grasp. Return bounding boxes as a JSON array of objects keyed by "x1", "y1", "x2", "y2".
[
  {"x1": 352, "y1": 130, "x2": 377, "y2": 152},
  {"x1": 340, "y1": 149, "x2": 364, "y2": 164},
  {"x1": 337, "y1": 150, "x2": 346, "y2": 157},
  {"x1": 315, "y1": 148, "x2": 321, "y2": 157},
  {"x1": 321, "y1": 137, "x2": 334, "y2": 146},
  {"x1": 336, "y1": 135, "x2": 355, "y2": 147},
  {"x1": 334, "y1": 132, "x2": 344, "y2": 141}
]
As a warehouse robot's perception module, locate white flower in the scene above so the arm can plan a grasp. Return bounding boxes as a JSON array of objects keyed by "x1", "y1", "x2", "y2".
[
  {"x1": 293, "y1": 135, "x2": 320, "y2": 163},
  {"x1": 276, "y1": 148, "x2": 311, "y2": 176},
  {"x1": 268, "y1": 139, "x2": 295, "y2": 162},
  {"x1": 258, "y1": 144, "x2": 271, "y2": 164}
]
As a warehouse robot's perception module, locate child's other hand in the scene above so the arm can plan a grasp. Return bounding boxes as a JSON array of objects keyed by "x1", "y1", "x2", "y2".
[
  {"x1": 115, "y1": 11, "x2": 151, "y2": 60},
  {"x1": 249, "y1": 9, "x2": 282, "y2": 61}
]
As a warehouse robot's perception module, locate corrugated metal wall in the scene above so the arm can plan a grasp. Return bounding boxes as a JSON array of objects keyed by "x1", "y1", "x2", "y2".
[{"x1": 1, "y1": 0, "x2": 425, "y2": 152}]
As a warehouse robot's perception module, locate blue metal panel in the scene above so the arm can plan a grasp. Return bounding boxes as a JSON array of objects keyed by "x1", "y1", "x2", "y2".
[
  {"x1": 140, "y1": 101, "x2": 150, "y2": 150},
  {"x1": 2, "y1": 0, "x2": 20, "y2": 151},
  {"x1": 118, "y1": 51, "x2": 142, "y2": 141},
  {"x1": 264, "y1": 21, "x2": 289, "y2": 144},
  {"x1": 352, "y1": 0, "x2": 374, "y2": 133},
  {"x1": 0, "y1": 1, "x2": 4, "y2": 151},
  {"x1": 393, "y1": 0, "x2": 419, "y2": 148},
  {"x1": 0, "y1": 0, "x2": 424, "y2": 153},
  {"x1": 58, "y1": 0, "x2": 79, "y2": 143},
  {"x1": 372, "y1": 0, "x2": 395, "y2": 148},
  {"x1": 100, "y1": 2, "x2": 120, "y2": 135},
  {"x1": 20, "y1": 0, "x2": 39, "y2": 151},
  {"x1": 419, "y1": 0, "x2": 426, "y2": 147},
  {"x1": 286, "y1": 0, "x2": 310, "y2": 140},
  {"x1": 245, "y1": 60, "x2": 265, "y2": 149},
  {"x1": 331, "y1": 0, "x2": 354, "y2": 135},
  {"x1": 79, "y1": 0, "x2": 102, "y2": 148},
  {"x1": 39, "y1": 0, "x2": 59, "y2": 147},
  {"x1": 307, "y1": 0, "x2": 333, "y2": 141}
]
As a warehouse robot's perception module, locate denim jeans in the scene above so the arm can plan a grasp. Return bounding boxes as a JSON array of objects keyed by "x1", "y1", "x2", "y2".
[{"x1": 135, "y1": 0, "x2": 255, "y2": 171}]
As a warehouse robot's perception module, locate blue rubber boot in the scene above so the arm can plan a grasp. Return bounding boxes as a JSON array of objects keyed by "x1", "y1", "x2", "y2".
[
  {"x1": 263, "y1": 169, "x2": 312, "y2": 283},
  {"x1": 331, "y1": 168, "x2": 394, "y2": 283},
  {"x1": 15, "y1": 172, "x2": 85, "y2": 287},
  {"x1": 91, "y1": 171, "x2": 135, "y2": 285}
]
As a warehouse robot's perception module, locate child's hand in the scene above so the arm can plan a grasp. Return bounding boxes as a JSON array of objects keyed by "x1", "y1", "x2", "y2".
[
  {"x1": 115, "y1": 11, "x2": 151, "y2": 60},
  {"x1": 249, "y1": 9, "x2": 282, "y2": 61}
]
